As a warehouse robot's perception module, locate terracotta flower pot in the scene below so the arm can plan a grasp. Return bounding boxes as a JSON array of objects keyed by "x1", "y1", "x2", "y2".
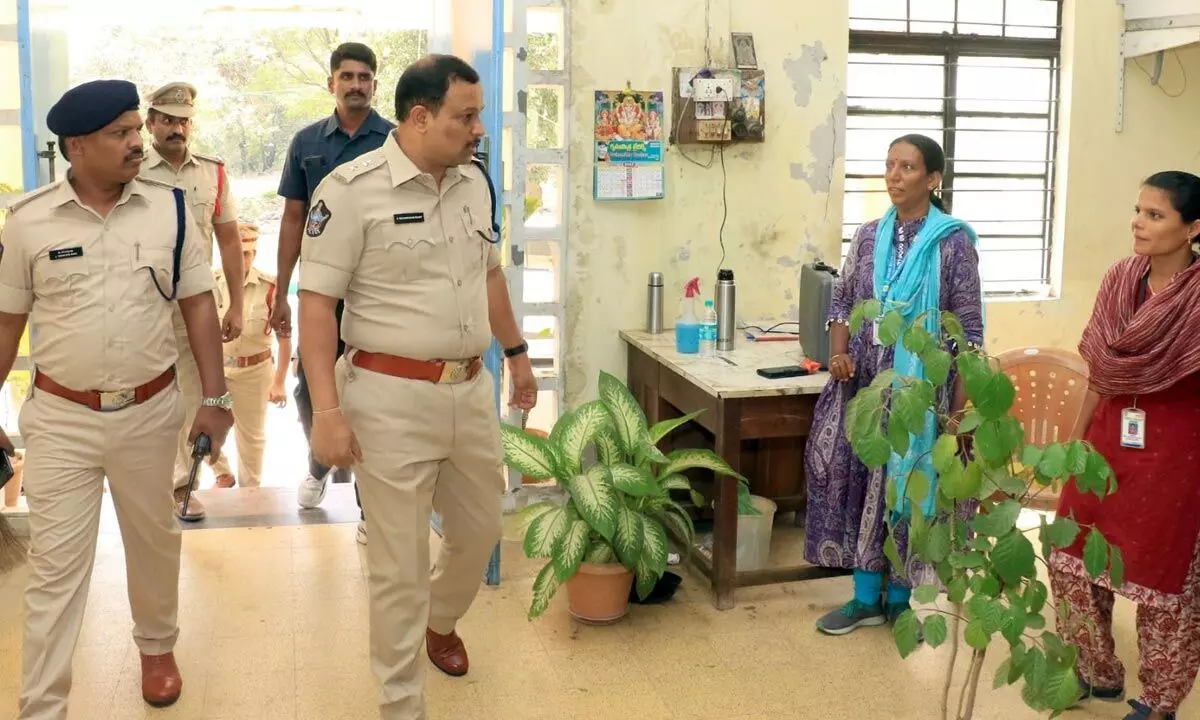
[
  {"x1": 565, "y1": 562, "x2": 634, "y2": 625},
  {"x1": 521, "y1": 429, "x2": 550, "y2": 485}
]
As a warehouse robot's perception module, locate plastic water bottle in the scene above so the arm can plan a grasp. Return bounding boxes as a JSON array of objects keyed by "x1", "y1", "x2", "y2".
[{"x1": 699, "y1": 300, "x2": 718, "y2": 357}]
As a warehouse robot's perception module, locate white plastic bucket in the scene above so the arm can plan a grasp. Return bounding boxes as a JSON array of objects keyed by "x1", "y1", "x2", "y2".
[{"x1": 735, "y1": 495, "x2": 777, "y2": 571}]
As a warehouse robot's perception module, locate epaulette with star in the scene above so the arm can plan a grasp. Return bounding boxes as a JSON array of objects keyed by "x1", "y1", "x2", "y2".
[{"x1": 330, "y1": 149, "x2": 386, "y2": 184}]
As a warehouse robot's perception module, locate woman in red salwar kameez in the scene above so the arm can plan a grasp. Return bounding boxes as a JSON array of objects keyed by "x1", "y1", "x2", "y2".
[{"x1": 1051, "y1": 171, "x2": 1200, "y2": 720}]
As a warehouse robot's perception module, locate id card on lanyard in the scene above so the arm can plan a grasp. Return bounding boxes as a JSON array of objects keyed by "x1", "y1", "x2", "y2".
[{"x1": 1120, "y1": 406, "x2": 1147, "y2": 449}]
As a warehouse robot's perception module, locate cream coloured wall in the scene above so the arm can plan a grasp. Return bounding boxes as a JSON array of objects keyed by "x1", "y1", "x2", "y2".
[
  {"x1": 564, "y1": 0, "x2": 1200, "y2": 406},
  {"x1": 564, "y1": 0, "x2": 848, "y2": 405}
]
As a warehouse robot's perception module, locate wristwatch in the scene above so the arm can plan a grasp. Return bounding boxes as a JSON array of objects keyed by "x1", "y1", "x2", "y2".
[
  {"x1": 503, "y1": 341, "x2": 529, "y2": 359},
  {"x1": 201, "y1": 392, "x2": 234, "y2": 411}
]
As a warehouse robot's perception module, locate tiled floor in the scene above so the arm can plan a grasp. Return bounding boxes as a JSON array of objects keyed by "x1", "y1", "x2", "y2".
[{"x1": 0, "y1": 502, "x2": 1191, "y2": 719}]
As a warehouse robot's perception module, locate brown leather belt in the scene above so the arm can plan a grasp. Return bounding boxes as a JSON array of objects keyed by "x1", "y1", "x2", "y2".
[
  {"x1": 34, "y1": 366, "x2": 176, "y2": 412},
  {"x1": 348, "y1": 349, "x2": 482, "y2": 385},
  {"x1": 225, "y1": 349, "x2": 272, "y2": 368}
]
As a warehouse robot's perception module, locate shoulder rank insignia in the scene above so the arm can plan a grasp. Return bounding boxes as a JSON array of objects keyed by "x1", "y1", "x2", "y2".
[
  {"x1": 5, "y1": 183, "x2": 59, "y2": 214},
  {"x1": 192, "y1": 152, "x2": 225, "y2": 166},
  {"x1": 330, "y1": 151, "x2": 385, "y2": 184},
  {"x1": 306, "y1": 200, "x2": 332, "y2": 238}
]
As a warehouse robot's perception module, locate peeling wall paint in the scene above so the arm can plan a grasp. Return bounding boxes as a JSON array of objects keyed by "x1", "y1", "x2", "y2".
[{"x1": 783, "y1": 41, "x2": 828, "y2": 107}]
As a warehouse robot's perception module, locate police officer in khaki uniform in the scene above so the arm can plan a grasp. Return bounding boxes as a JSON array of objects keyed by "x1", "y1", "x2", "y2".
[
  {"x1": 140, "y1": 81, "x2": 244, "y2": 521},
  {"x1": 209, "y1": 222, "x2": 291, "y2": 488},
  {"x1": 299, "y1": 55, "x2": 537, "y2": 720},
  {"x1": 0, "y1": 79, "x2": 233, "y2": 718}
]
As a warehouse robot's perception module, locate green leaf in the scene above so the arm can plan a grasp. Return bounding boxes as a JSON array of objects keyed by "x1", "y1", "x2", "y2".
[
  {"x1": 869, "y1": 369, "x2": 898, "y2": 393},
  {"x1": 1045, "y1": 667, "x2": 1083, "y2": 713},
  {"x1": 887, "y1": 416, "x2": 911, "y2": 457},
  {"x1": 649, "y1": 410, "x2": 704, "y2": 443},
  {"x1": 923, "y1": 614, "x2": 948, "y2": 648},
  {"x1": 556, "y1": 400, "x2": 612, "y2": 476},
  {"x1": 995, "y1": 660, "x2": 1015, "y2": 689},
  {"x1": 973, "y1": 370, "x2": 1017, "y2": 420},
  {"x1": 552, "y1": 519, "x2": 591, "y2": 582},
  {"x1": 634, "y1": 518, "x2": 669, "y2": 600},
  {"x1": 656, "y1": 507, "x2": 695, "y2": 550},
  {"x1": 658, "y1": 448, "x2": 747, "y2": 483},
  {"x1": 595, "y1": 429, "x2": 623, "y2": 466},
  {"x1": 659, "y1": 473, "x2": 691, "y2": 492},
  {"x1": 1000, "y1": 606, "x2": 1027, "y2": 646},
  {"x1": 1025, "y1": 613, "x2": 1047, "y2": 630},
  {"x1": 884, "y1": 535, "x2": 905, "y2": 574},
  {"x1": 972, "y1": 499, "x2": 1022, "y2": 537},
  {"x1": 964, "y1": 619, "x2": 990, "y2": 650},
  {"x1": 612, "y1": 505, "x2": 645, "y2": 568},
  {"x1": 1026, "y1": 581, "x2": 1049, "y2": 615},
  {"x1": 640, "y1": 442, "x2": 670, "y2": 465},
  {"x1": 524, "y1": 505, "x2": 570, "y2": 559},
  {"x1": 902, "y1": 322, "x2": 934, "y2": 355},
  {"x1": 1036, "y1": 443, "x2": 1067, "y2": 479},
  {"x1": 853, "y1": 430, "x2": 893, "y2": 468},
  {"x1": 886, "y1": 476, "x2": 899, "y2": 513},
  {"x1": 1083, "y1": 527, "x2": 1109, "y2": 578},
  {"x1": 1081, "y1": 450, "x2": 1114, "y2": 498},
  {"x1": 1109, "y1": 544, "x2": 1126, "y2": 587},
  {"x1": 878, "y1": 309, "x2": 905, "y2": 346},
  {"x1": 513, "y1": 501, "x2": 559, "y2": 536},
  {"x1": 913, "y1": 584, "x2": 940, "y2": 604},
  {"x1": 983, "y1": 467, "x2": 1028, "y2": 497},
  {"x1": 942, "y1": 312, "x2": 966, "y2": 343},
  {"x1": 1024, "y1": 647, "x2": 1048, "y2": 691},
  {"x1": 905, "y1": 470, "x2": 931, "y2": 507},
  {"x1": 1021, "y1": 444, "x2": 1044, "y2": 469},
  {"x1": 584, "y1": 539, "x2": 616, "y2": 565},
  {"x1": 1045, "y1": 516, "x2": 1080, "y2": 550},
  {"x1": 956, "y1": 409, "x2": 983, "y2": 434},
  {"x1": 609, "y1": 463, "x2": 661, "y2": 498},
  {"x1": 737, "y1": 483, "x2": 759, "y2": 515},
  {"x1": 926, "y1": 522, "x2": 951, "y2": 563},
  {"x1": 932, "y1": 434, "x2": 959, "y2": 473},
  {"x1": 567, "y1": 467, "x2": 620, "y2": 542},
  {"x1": 500, "y1": 424, "x2": 558, "y2": 481},
  {"x1": 1064, "y1": 440, "x2": 1089, "y2": 475},
  {"x1": 979, "y1": 573, "x2": 1001, "y2": 597},
  {"x1": 849, "y1": 302, "x2": 867, "y2": 336},
  {"x1": 992, "y1": 529, "x2": 1037, "y2": 585},
  {"x1": 922, "y1": 347, "x2": 953, "y2": 386},
  {"x1": 976, "y1": 419, "x2": 1020, "y2": 467},
  {"x1": 947, "y1": 575, "x2": 969, "y2": 603},
  {"x1": 950, "y1": 551, "x2": 986, "y2": 570},
  {"x1": 892, "y1": 609, "x2": 921, "y2": 659},
  {"x1": 598, "y1": 370, "x2": 650, "y2": 456},
  {"x1": 893, "y1": 386, "x2": 930, "y2": 435},
  {"x1": 529, "y1": 561, "x2": 562, "y2": 618}
]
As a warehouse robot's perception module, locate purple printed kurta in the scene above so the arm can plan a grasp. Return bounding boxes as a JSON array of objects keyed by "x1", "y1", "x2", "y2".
[{"x1": 803, "y1": 217, "x2": 984, "y2": 587}]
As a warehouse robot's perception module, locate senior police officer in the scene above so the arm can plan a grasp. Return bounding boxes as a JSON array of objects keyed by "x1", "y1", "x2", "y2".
[
  {"x1": 0, "y1": 79, "x2": 234, "y2": 718},
  {"x1": 140, "y1": 80, "x2": 244, "y2": 521},
  {"x1": 273, "y1": 42, "x2": 394, "y2": 534},
  {"x1": 299, "y1": 54, "x2": 537, "y2": 720},
  {"x1": 209, "y1": 222, "x2": 291, "y2": 488}
]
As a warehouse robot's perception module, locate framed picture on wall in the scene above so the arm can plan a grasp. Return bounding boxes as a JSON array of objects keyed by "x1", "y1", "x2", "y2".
[{"x1": 731, "y1": 32, "x2": 757, "y2": 69}]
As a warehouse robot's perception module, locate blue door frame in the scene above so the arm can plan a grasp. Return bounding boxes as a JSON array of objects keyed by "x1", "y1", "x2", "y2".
[{"x1": 17, "y1": 0, "x2": 37, "y2": 191}]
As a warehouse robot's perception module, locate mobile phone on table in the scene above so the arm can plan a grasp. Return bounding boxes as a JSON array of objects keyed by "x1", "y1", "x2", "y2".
[{"x1": 756, "y1": 365, "x2": 808, "y2": 380}]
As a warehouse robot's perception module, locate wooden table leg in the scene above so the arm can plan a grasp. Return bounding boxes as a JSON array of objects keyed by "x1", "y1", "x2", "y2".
[{"x1": 710, "y1": 397, "x2": 741, "y2": 611}]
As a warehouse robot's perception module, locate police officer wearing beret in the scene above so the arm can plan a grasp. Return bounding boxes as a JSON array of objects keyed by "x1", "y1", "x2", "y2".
[
  {"x1": 0, "y1": 79, "x2": 233, "y2": 717},
  {"x1": 141, "y1": 80, "x2": 245, "y2": 522},
  {"x1": 299, "y1": 54, "x2": 536, "y2": 720}
]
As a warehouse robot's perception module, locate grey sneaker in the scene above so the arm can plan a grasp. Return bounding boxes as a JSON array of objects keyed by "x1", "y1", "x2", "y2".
[{"x1": 816, "y1": 600, "x2": 886, "y2": 636}]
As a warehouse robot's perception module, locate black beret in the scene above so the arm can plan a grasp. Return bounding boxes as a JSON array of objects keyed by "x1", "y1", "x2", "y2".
[{"x1": 46, "y1": 79, "x2": 140, "y2": 138}]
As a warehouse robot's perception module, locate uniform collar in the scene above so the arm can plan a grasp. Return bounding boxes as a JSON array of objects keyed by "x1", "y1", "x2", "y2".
[
  {"x1": 143, "y1": 146, "x2": 195, "y2": 170},
  {"x1": 51, "y1": 172, "x2": 147, "y2": 210},
  {"x1": 382, "y1": 135, "x2": 476, "y2": 189},
  {"x1": 244, "y1": 267, "x2": 266, "y2": 286},
  {"x1": 322, "y1": 108, "x2": 392, "y2": 138}
]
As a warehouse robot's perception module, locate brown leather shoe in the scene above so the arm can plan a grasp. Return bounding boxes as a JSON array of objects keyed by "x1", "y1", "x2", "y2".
[
  {"x1": 173, "y1": 487, "x2": 205, "y2": 522},
  {"x1": 140, "y1": 652, "x2": 182, "y2": 707},
  {"x1": 426, "y1": 628, "x2": 468, "y2": 677},
  {"x1": 214, "y1": 474, "x2": 236, "y2": 489}
]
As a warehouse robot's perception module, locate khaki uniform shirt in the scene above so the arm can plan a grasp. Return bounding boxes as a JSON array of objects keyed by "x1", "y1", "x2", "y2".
[
  {"x1": 0, "y1": 177, "x2": 214, "y2": 391},
  {"x1": 216, "y1": 267, "x2": 275, "y2": 359},
  {"x1": 140, "y1": 148, "x2": 236, "y2": 336},
  {"x1": 299, "y1": 138, "x2": 500, "y2": 361}
]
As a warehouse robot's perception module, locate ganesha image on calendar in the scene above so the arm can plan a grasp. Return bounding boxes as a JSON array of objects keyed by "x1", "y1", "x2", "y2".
[{"x1": 594, "y1": 89, "x2": 664, "y2": 164}]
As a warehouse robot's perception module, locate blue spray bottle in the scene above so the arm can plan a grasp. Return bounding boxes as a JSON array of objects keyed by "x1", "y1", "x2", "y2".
[{"x1": 675, "y1": 277, "x2": 702, "y2": 354}]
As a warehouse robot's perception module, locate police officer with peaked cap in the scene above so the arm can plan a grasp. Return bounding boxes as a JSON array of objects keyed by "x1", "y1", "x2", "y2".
[
  {"x1": 140, "y1": 80, "x2": 244, "y2": 522},
  {"x1": 0, "y1": 79, "x2": 233, "y2": 718}
]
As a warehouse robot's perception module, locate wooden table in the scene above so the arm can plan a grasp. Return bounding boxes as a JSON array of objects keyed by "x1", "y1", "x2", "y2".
[{"x1": 621, "y1": 330, "x2": 851, "y2": 610}]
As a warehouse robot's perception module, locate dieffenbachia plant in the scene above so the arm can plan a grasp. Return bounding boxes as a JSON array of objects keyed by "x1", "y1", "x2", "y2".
[{"x1": 502, "y1": 371, "x2": 756, "y2": 618}]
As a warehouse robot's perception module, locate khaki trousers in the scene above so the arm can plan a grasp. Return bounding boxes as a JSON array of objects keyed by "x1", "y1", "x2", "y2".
[
  {"x1": 18, "y1": 382, "x2": 183, "y2": 720},
  {"x1": 210, "y1": 360, "x2": 273, "y2": 487},
  {"x1": 171, "y1": 337, "x2": 203, "y2": 491},
  {"x1": 338, "y1": 355, "x2": 503, "y2": 720}
]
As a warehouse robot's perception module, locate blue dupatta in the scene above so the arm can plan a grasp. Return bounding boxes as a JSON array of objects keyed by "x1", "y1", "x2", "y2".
[{"x1": 872, "y1": 205, "x2": 979, "y2": 520}]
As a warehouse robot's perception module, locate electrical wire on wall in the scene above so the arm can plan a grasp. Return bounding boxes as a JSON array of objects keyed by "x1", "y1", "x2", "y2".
[{"x1": 1133, "y1": 50, "x2": 1188, "y2": 98}]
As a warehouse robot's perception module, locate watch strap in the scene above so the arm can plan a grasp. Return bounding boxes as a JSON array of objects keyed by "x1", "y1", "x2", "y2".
[{"x1": 503, "y1": 341, "x2": 529, "y2": 358}]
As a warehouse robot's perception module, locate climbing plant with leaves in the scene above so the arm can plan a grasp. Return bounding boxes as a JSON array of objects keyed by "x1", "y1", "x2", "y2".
[{"x1": 844, "y1": 299, "x2": 1122, "y2": 719}]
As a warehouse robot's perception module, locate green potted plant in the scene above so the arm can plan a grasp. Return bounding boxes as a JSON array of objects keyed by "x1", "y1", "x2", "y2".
[
  {"x1": 842, "y1": 300, "x2": 1122, "y2": 719},
  {"x1": 501, "y1": 370, "x2": 755, "y2": 623}
]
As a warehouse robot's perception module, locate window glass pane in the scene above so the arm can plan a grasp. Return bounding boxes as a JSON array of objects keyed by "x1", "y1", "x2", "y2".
[
  {"x1": 522, "y1": 240, "x2": 561, "y2": 304},
  {"x1": 503, "y1": 47, "x2": 515, "y2": 113},
  {"x1": 503, "y1": 0, "x2": 513, "y2": 34},
  {"x1": 978, "y1": 242, "x2": 1048, "y2": 285},
  {"x1": 910, "y1": 0, "x2": 954, "y2": 33},
  {"x1": 848, "y1": 53, "x2": 943, "y2": 113},
  {"x1": 845, "y1": 114, "x2": 944, "y2": 176},
  {"x1": 1005, "y1": 0, "x2": 1058, "y2": 39},
  {"x1": 956, "y1": 0, "x2": 1003, "y2": 35},
  {"x1": 523, "y1": 315, "x2": 558, "y2": 371},
  {"x1": 953, "y1": 115, "x2": 1053, "y2": 176},
  {"x1": 526, "y1": 85, "x2": 564, "y2": 149},
  {"x1": 950, "y1": 177, "x2": 1049, "y2": 240},
  {"x1": 525, "y1": 164, "x2": 563, "y2": 229},
  {"x1": 955, "y1": 56, "x2": 1052, "y2": 114},
  {"x1": 527, "y1": 8, "x2": 564, "y2": 71},
  {"x1": 843, "y1": 177, "x2": 890, "y2": 240}
]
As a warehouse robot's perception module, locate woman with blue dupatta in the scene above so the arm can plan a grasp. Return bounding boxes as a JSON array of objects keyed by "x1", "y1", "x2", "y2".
[{"x1": 804, "y1": 134, "x2": 984, "y2": 635}]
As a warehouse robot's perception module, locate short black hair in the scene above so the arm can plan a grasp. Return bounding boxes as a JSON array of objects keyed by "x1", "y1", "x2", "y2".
[
  {"x1": 394, "y1": 54, "x2": 481, "y2": 121},
  {"x1": 1144, "y1": 171, "x2": 1200, "y2": 224},
  {"x1": 330, "y1": 42, "x2": 378, "y2": 75}
]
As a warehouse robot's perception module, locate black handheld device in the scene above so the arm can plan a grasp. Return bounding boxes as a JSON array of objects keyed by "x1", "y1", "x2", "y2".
[{"x1": 756, "y1": 365, "x2": 809, "y2": 380}]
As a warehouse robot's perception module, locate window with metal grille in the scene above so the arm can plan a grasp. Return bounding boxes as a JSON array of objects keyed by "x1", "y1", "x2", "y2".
[{"x1": 844, "y1": 0, "x2": 1062, "y2": 296}]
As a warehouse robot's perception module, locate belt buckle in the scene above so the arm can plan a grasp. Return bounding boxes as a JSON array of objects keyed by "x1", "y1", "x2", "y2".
[
  {"x1": 438, "y1": 361, "x2": 468, "y2": 384},
  {"x1": 98, "y1": 388, "x2": 136, "y2": 412}
]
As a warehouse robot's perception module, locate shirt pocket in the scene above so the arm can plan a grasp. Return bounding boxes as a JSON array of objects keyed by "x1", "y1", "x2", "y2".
[
  {"x1": 33, "y1": 252, "x2": 90, "y2": 307},
  {"x1": 131, "y1": 246, "x2": 176, "y2": 300},
  {"x1": 302, "y1": 155, "x2": 328, "y2": 198},
  {"x1": 457, "y1": 207, "x2": 493, "y2": 275},
  {"x1": 382, "y1": 229, "x2": 434, "y2": 282}
]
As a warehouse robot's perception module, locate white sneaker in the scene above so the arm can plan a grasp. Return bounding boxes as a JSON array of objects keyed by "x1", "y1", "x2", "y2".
[
  {"x1": 356, "y1": 521, "x2": 367, "y2": 545},
  {"x1": 297, "y1": 473, "x2": 329, "y2": 509}
]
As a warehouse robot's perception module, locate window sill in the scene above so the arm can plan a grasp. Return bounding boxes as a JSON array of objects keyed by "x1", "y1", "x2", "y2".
[{"x1": 983, "y1": 289, "x2": 1058, "y2": 305}]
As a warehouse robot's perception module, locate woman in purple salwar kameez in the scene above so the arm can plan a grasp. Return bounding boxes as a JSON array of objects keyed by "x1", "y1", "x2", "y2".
[{"x1": 804, "y1": 135, "x2": 984, "y2": 636}]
